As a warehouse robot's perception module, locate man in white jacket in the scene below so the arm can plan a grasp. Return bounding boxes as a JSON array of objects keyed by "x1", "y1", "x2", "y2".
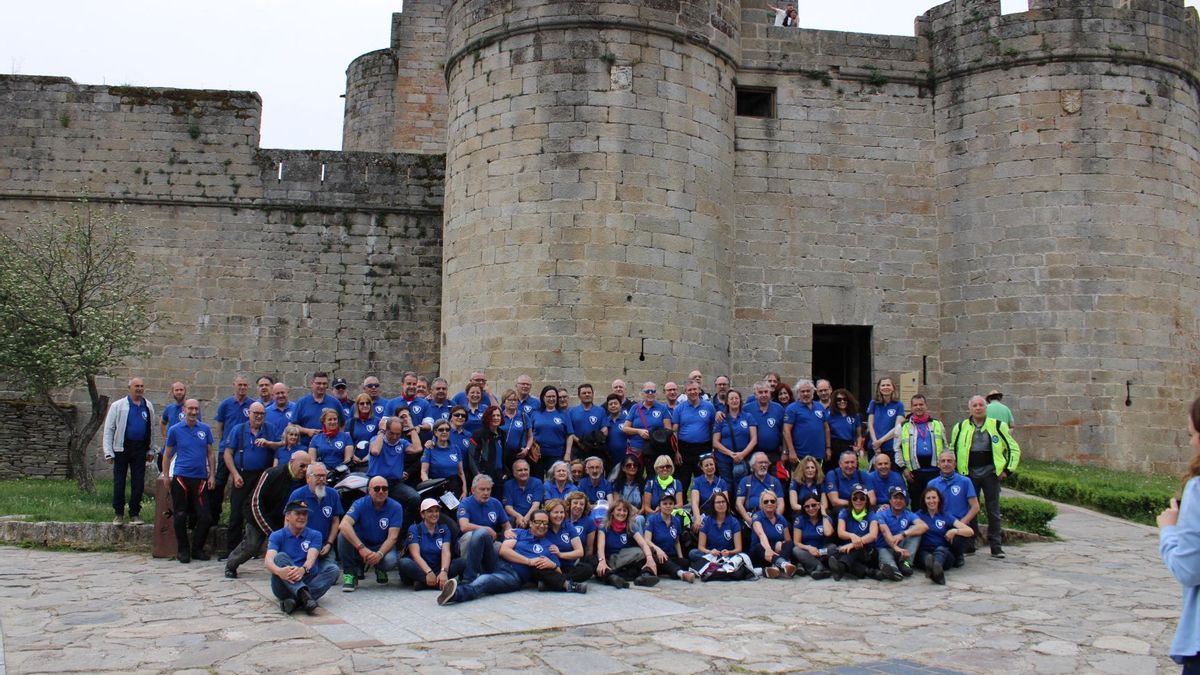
[{"x1": 102, "y1": 378, "x2": 157, "y2": 525}]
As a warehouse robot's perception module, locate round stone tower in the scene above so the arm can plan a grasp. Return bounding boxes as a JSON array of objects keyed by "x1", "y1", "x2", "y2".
[
  {"x1": 926, "y1": 0, "x2": 1200, "y2": 470},
  {"x1": 441, "y1": 0, "x2": 742, "y2": 387}
]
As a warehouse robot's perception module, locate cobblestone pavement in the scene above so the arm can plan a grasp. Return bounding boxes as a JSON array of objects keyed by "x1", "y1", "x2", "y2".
[{"x1": 0, "y1": 499, "x2": 1181, "y2": 674}]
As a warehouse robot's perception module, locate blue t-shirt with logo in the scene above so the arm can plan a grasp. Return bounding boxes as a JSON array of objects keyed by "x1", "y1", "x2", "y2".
[
  {"x1": 672, "y1": 399, "x2": 717, "y2": 444},
  {"x1": 406, "y1": 520, "x2": 454, "y2": 569},
  {"x1": 368, "y1": 437, "x2": 411, "y2": 481},
  {"x1": 568, "y1": 404, "x2": 606, "y2": 439},
  {"x1": 701, "y1": 515, "x2": 741, "y2": 551},
  {"x1": 918, "y1": 510, "x2": 955, "y2": 550},
  {"x1": 829, "y1": 412, "x2": 861, "y2": 443},
  {"x1": 457, "y1": 496, "x2": 509, "y2": 531},
  {"x1": 792, "y1": 514, "x2": 831, "y2": 549},
  {"x1": 503, "y1": 478, "x2": 544, "y2": 512},
  {"x1": 838, "y1": 508, "x2": 877, "y2": 541},
  {"x1": 294, "y1": 394, "x2": 346, "y2": 436},
  {"x1": 267, "y1": 526, "x2": 322, "y2": 565},
  {"x1": 750, "y1": 511, "x2": 789, "y2": 556},
  {"x1": 421, "y1": 445, "x2": 463, "y2": 480},
  {"x1": 626, "y1": 402, "x2": 670, "y2": 451},
  {"x1": 751, "y1": 401, "x2": 786, "y2": 453},
  {"x1": 643, "y1": 513, "x2": 684, "y2": 552},
  {"x1": 785, "y1": 401, "x2": 828, "y2": 460},
  {"x1": 603, "y1": 411, "x2": 630, "y2": 465},
  {"x1": 264, "y1": 402, "x2": 297, "y2": 434},
  {"x1": 875, "y1": 507, "x2": 919, "y2": 550},
  {"x1": 215, "y1": 395, "x2": 252, "y2": 443},
  {"x1": 529, "y1": 409, "x2": 575, "y2": 458},
  {"x1": 543, "y1": 480, "x2": 577, "y2": 502},
  {"x1": 930, "y1": 472, "x2": 976, "y2": 521},
  {"x1": 602, "y1": 523, "x2": 639, "y2": 559},
  {"x1": 346, "y1": 494, "x2": 404, "y2": 548},
  {"x1": 824, "y1": 468, "x2": 870, "y2": 502},
  {"x1": 221, "y1": 421, "x2": 278, "y2": 472},
  {"x1": 643, "y1": 477, "x2": 684, "y2": 510},
  {"x1": 548, "y1": 524, "x2": 582, "y2": 568},
  {"x1": 867, "y1": 470, "x2": 907, "y2": 506},
  {"x1": 309, "y1": 431, "x2": 353, "y2": 469},
  {"x1": 166, "y1": 421, "x2": 214, "y2": 480},
  {"x1": 716, "y1": 411, "x2": 756, "y2": 465},
  {"x1": 287, "y1": 484, "x2": 345, "y2": 543},
  {"x1": 866, "y1": 400, "x2": 905, "y2": 454},
  {"x1": 577, "y1": 476, "x2": 612, "y2": 505},
  {"x1": 737, "y1": 473, "x2": 784, "y2": 514},
  {"x1": 512, "y1": 528, "x2": 561, "y2": 582},
  {"x1": 690, "y1": 474, "x2": 729, "y2": 512},
  {"x1": 125, "y1": 397, "x2": 151, "y2": 443}
]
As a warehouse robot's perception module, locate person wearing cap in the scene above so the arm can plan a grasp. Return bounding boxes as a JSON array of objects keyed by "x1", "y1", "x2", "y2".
[
  {"x1": 875, "y1": 485, "x2": 927, "y2": 580},
  {"x1": 399, "y1": 498, "x2": 465, "y2": 590},
  {"x1": 824, "y1": 450, "x2": 870, "y2": 519},
  {"x1": 896, "y1": 394, "x2": 946, "y2": 502},
  {"x1": 265, "y1": 500, "x2": 341, "y2": 614},
  {"x1": 330, "y1": 377, "x2": 354, "y2": 422},
  {"x1": 866, "y1": 452, "x2": 907, "y2": 509},
  {"x1": 641, "y1": 491, "x2": 697, "y2": 583},
  {"x1": 286, "y1": 462, "x2": 342, "y2": 559},
  {"x1": 985, "y1": 389, "x2": 1014, "y2": 429},
  {"x1": 949, "y1": 396, "x2": 1020, "y2": 558},
  {"x1": 828, "y1": 483, "x2": 880, "y2": 580},
  {"x1": 336, "y1": 475, "x2": 404, "y2": 591}
]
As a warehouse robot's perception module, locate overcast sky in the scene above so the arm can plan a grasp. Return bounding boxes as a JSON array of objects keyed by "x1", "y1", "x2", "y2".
[{"x1": 2, "y1": 1, "x2": 1192, "y2": 150}]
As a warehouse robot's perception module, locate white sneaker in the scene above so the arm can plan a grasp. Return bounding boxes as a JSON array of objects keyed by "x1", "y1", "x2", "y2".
[
  {"x1": 129, "y1": 516, "x2": 144, "y2": 526},
  {"x1": 112, "y1": 516, "x2": 124, "y2": 526}
]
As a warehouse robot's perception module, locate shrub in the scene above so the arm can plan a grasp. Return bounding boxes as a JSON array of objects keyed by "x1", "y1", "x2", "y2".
[
  {"x1": 1009, "y1": 459, "x2": 1175, "y2": 526},
  {"x1": 979, "y1": 495, "x2": 1057, "y2": 538}
]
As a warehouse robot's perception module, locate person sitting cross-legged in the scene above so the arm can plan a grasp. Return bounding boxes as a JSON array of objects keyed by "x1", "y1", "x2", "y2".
[
  {"x1": 265, "y1": 500, "x2": 342, "y2": 615},
  {"x1": 336, "y1": 476, "x2": 403, "y2": 591}
]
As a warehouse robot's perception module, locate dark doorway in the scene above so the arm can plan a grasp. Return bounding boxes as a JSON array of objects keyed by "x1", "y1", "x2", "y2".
[{"x1": 812, "y1": 325, "x2": 873, "y2": 408}]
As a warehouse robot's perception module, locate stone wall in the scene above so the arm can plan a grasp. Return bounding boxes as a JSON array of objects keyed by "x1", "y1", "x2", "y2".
[
  {"x1": 0, "y1": 75, "x2": 445, "y2": 423},
  {"x1": 0, "y1": 399, "x2": 71, "y2": 479}
]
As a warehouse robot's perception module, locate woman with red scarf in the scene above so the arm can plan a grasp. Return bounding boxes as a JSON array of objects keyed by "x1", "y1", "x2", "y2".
[{"x1": 308, "y1": 408, "x2": 353, "y2": 468}]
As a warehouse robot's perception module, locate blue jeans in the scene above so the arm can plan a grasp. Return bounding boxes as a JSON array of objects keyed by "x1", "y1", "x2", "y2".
[
  {"x1": 462, "y1": 530, "x2": 501, "y2": 583},
  {"x1": 877, "y1": 536, "x2": 921, "y2": 569},
  {"x1": 269, "y1": 552, "x2": 342, "y2": 601},
  {"x1": 453, "y1": 561, "x2": 522, "y2": 603},
  {"x1": 398, "y1": 557, "x2": 466, "y2": 585},
  {"x1": 918, "y1": 545, "x2": 953, "y2": 569},
  {"x1": 336, "y1": 533, "x2": 399, "y2": 575}
]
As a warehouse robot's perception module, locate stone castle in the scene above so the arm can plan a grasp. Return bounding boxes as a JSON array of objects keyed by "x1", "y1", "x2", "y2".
[{"x1": 1, "y1": 0, "x2": 1197, "y2": 473}]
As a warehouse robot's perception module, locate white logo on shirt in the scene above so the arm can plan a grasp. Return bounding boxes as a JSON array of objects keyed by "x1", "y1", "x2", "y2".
[
  {"x1": 589, "y1": 415, "x2": 598, "y2": 425},
  {"x1": 195, "y1": 430, "x2": 206, "y2": 440},
  {"x1": 532, "y1": 543, "x2": 544, "y2": 554},
  {"x1": 767, "y1": 419, "x2": 776, "y2": 428},
  {"x1": 651, "y1": 410, "x2": 661, "y2": 419},
  {"x1": 379, "y1": 518, "x2": 389, "y2": 530},
  {"x1": 301, "y1": 540, "x2": 311, "y2": 552},
  {"x1": 322, "y1": 505, "x2": 333, "y2": 517},
  {"x1": 334, "y1": 441, "x2": 344, "y2": 449},
  {"x1": 887, "y1": 409, "x2": 896, "y2": 418},
  {"x1": 739, "y1": 420, "x2": 748, "y2": 429},
  {"x1": 775, "y1": 523, "x2": 784, "y2": 533},
  {"x1": 950, "y1": 485, "x2": 961, "y2": 496},
  {"x1": 449, "y1": 453, "x2": 459, "y2": 462},
  {"x1": 488, "y1": 511, "x2": 497, "y2": 523},
  {"x1": 935, "y1": 519, "x2": 946, "y2": 529},
  {"x1": 699, "y1": 410, "x2": 708, "y2": 418},
  {"x1": 553, "y1": 417, "x2": 563, "y2": 425}
]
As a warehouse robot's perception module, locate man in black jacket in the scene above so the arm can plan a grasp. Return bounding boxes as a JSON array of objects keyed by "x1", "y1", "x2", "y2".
[{"x1": 224, "y1": 450, "x2": 308, "y2": 579}]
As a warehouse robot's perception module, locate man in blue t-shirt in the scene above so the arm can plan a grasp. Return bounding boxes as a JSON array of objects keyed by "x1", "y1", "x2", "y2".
[
  {"x1": 751, "y1": 381, "x2": 786, "y2": 464},
  {"x1": 220, "y1": 402, "x2": 281, "y2": 557},
  {"x1": 568, "y1": 383, "x2": 606, "y2": 445},
  {"x1": 502, "y1": 459, "x2": 543, "y2": 528},
  {"x1": 622, "y1": 382, "x2": 673, "y2": 458},
  {"x1": 457, "y1": 474, "x2": 514, "y2": 567},
  {"x1": 294, "y1": 371, "x2": 345, "y2": 441},
  {"x1": 436, "y1": 510, "x2": 586, "y2": 605},
  {"x1": 825, "y1": 450, "x2": 870, "y2": 518},
  {"x1": 101, "y1": 377, "x2": 156, "y2": 526},
  {"x1": 336, "y1": 476, "x2": 404, "y2": 591},
  {"x1": 866, "y1": 453, "x2": 907, "y2": 509},
  {"x1": 210, "y1": 375, "x2": 254, "y2": 526},
  {"x1": 929, "y1": 450, "x2": 979, "y2": 566},
  {"x1": 672, "y1": 381, "x2": 717, "y2": 491},
  {"x1": 162, "y1": 399, "x2": 217, "y2": 563},
  {"x1": 875, "y1": 486, "x2": 927, "y2": 580},
  {"x1": 287, "y1": 462, "x2": 343, "y2": 559},
  {"x1": 265, "y1": 383, "x2": 298, "y2": 435},
  {"x1": 265, "y1": 500, "x2": 341, "y2": 614},
  {"x1": 783, "y1": 380, "x2": 830, "y2": 465}
]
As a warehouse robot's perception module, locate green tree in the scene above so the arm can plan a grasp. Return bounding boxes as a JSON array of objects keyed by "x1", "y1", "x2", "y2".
[{"x1": 0, "y1": 202, "x2": 155, "y2": 493}]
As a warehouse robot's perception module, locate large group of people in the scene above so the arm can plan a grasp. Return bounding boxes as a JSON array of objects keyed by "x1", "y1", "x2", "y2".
[{"x1": 102, "y1": 369, "x2": 1022, "y2": 613}]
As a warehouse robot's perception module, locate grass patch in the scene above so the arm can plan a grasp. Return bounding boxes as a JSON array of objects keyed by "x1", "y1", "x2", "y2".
[
  {"x1": 980, "y1": 495, "x2": 1057, "y2": 538},
  {"x1": 0, "y1": 479, "x2": 124, "y2": 522},
  {"x1": 1010, "y1": 459, "x2": 1176, "y2": 526}
]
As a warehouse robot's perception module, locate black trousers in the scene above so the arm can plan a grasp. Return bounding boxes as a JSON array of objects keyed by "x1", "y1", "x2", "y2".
[
  {"x1": 224, "y1": 469, "x2": 263, "y2": 555},
  {"x1": 170, "y1": 476, "x2": 213, "y2": 555},
  {"x1": 677, "y1": 440, "x2": 711, "y2": 493},
  {"x1": 968, "y1": 467, "x2": 1002, "y2": 547},
  {"x1": 112, "y1": 440, "x2": 149, "y2": 517}
]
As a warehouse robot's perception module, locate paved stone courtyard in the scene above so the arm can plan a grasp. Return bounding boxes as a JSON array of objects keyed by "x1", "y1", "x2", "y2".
[{"x1": 0, "y1": 498, "x2": 1182, "y2": 674}]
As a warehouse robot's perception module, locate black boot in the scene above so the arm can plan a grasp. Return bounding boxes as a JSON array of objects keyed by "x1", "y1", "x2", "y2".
[{"x1": 297, "y1": 587, "x2": 318, "y2": 615}]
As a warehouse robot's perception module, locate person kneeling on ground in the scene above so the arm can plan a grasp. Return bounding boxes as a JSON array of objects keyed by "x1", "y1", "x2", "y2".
[
  {"x1": 916, "y1": 487, "x2": 974, "y2": 585},
  {"x1": 875, "y1": 486, "x2": 927, "y2": 581},
  {"x1": 437, "y1": 510, "x2": 587, "y2": 605},
  {"x1": 337, "y1": 476, "x2": 404, "y2": 591},
  {"x1": 399, "y1": 498, "x2": 466, "y2": 590},
  {"x1": 265, "y1": 500, "x2": 342, "y2": 615}
]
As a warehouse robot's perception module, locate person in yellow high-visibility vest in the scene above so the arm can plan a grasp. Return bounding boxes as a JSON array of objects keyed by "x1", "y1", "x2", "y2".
[
  {"x1": 895, "y1": 394, "x2": 947, "y2": 501},
  {"x1": 949, "y1": 396, "x2": 1020, "y2": 559}
]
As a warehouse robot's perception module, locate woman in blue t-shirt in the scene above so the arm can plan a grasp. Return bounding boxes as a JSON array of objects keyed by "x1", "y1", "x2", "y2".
[
  {"x1": 602, "y1": 394, "x2": 630, "y2": 470},
  {"x1": 542, "y1": 461, "x2": 577, "y2": 502},
  {"x1": 529, "y1": 386, "x2": 576, "y2": 478},
  {"x1": 916, "y1": 486, "x2": 973, "y2": 585},
  {"x1": 596, "y1": 498, "x2": 658, "y2": 588},
  {"x1": 688, "y1": 491, "x2": 754, "y2": 580},
  {"x1": 545, "y1": 498, "x2": 590, "y2": 582},
  {"x1": 612, "y1": 454, "x2": 644, "y2": 511},
  {"x1": 749, "y1": 490, "x2": 796, "y2": 578},
  {"x1": 498, "y1": 389, "x2": 533, "y2": 472},
  {"x1": 788, "y1": 456, "x2": 825, "y2": 515},
  {"x1": 827, "y1": 388, "x2": 863, "y2": 462},
  {"x1": 866, "y1": 377, "x2": 904, "y2": 462},
  {"x1": 829, "y1": 485, "x2": 879, "y2": 580},
  {"x1": 421, "y1": 420, "x2": 467, "y2": 500},
  {"x1": 461, "y1": 383, "x2": 488, "y2": 436},
  {"x1": 308, "y1": 408, "x2": 353, "y2": 468},
  {"x1": 642, "y1": 454, "x2": 684, "y2": 516},
  {"x1": 689, "y1": 454, "x2": 729, "y2": 531},
  {"x1": 567, "y1": 491, "x2": 598, "y2": 558},
  {"x1": 345, "y1": 394, "x2": 382, "y2": 467},
  {"x1": 790, "y1": 494, "x2": 834, "y2": 579},
  {"x1": 712, "y1": 390, "x2": 757, "y2": 487},
  {"x1": 274, "y1": 424, "x2": 305, "y2": 467}
]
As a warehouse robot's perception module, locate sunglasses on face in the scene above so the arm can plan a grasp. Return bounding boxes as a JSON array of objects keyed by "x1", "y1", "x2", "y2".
[
  {"x1": 531, "y1": 520, "x2": 549, "y2": 526},
  {"x1": 836, "y1": 398, "x2": 847, "y2": 402},
  {"x1": 643, "y1": 389, "x2": 656, "y2": 394},
  {"x1": 851, "y1": 495, "x2": 867, "y2": 501},
  {"x1": 365, "y1": 383, "x2": 380, "y2": 388},
  {"x1": 435, "y1": 428, "x2": 451, "y2": 433},
  {"x1": 762, "y1": 499, "x2": 776, "y2": 505},
  {"x1": 371, "y1": 486, "x2": 389, "y2": 493},
  {"x1": 804, "y1": 503, "x2": 820, "y2": 509},
  {"x1": 451, "y1": 413, "x2": 466, "y2": 418}
]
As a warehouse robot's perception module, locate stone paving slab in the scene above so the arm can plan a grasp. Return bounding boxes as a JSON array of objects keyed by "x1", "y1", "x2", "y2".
[{"x1": 0, "y1": 498, "x2": 1185, "y2": 673}]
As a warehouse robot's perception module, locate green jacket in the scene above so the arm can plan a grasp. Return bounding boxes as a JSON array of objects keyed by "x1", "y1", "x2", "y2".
[
  {"x1": 948, "y1": 417, "x2": 1020, "y2": 476},
  {"x1": 897, "y1": 418, "x2": 946, "y2": 471}
]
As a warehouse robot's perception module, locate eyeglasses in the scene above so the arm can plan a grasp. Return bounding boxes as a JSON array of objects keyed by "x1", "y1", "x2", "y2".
[
  {"x1": 451, "y1": 413, "x2": 466, "y2": 418},
  {"x1": 435, "y1": 428, "x2": 451, "y2": 433},
  {"x1": 531, "y1": 520, "x2": 550, "y2": 526},
  {"x1": 365, "y1": 383, "x2": 380, "y2": 389},
  {"x1": 311, "y1": 473, "x2": 328, "y2": 479},
  {"x1": 804, "y1": 503, "x2": 820, "y2": 509},
  {"x1": 643, "y1": 389, "x2": 656, "y2": 394},
  {"x1": 371, "y1": 486, "x2": 389, "y2": 493},
  {"x1": 851, "y1": 495, "x2": 867, "y2": 501},
  {"x1": 358, "y1": 402, "x2": 371, "y2": 406},
  {"x1": 761, "y1": 499, "x2": 776, "y2": 505}
]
